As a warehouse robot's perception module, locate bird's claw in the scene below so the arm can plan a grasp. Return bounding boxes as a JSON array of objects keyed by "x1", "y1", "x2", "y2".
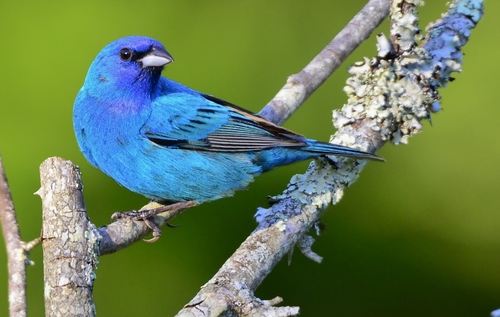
[
  {"x1": 110, "y1": 201, "x2": 197, "y2": 242},
  {"x1": 143, "y1": 218, "x2": 162, "y2": 243},
  {"x1": 111, "y1": 209, "x2": 155, "y2": 221},
  {"x1": 110, "y1": 210, "x2": 163, "y2": 242}
]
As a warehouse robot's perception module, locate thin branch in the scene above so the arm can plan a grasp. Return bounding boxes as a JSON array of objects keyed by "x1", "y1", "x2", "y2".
[
  {"x1": 0, "y1": 156, "x2": 27, "y2": 317},
  {"x1": 258, "y1": 0, "x2": 391, "y2": 125},
  {"x1": 99, "y1": 201, "x2": 196, "y2": 255}
]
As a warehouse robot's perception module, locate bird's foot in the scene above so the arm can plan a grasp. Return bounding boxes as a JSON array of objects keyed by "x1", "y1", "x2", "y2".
[{"x1": 111, "y1": 201, "x2": 197, "y2": 243}]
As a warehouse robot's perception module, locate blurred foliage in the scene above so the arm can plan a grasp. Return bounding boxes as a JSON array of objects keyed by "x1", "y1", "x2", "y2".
[{"x1": 0, "y1": 1, "x2": 499, "y2": 316}]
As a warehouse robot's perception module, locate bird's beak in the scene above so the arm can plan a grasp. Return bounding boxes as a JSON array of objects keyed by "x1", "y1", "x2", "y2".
[{"x1": 139, "y1": 46, "x2": 174, "y2": 68}]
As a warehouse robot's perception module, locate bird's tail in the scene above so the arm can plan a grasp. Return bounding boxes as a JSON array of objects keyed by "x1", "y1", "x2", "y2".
[{"x1": 304, "y1": 139, "x2": 384, "y2": 161}]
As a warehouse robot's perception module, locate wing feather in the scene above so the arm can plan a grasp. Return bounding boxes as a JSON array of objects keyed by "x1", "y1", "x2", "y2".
[{"x1": 143, "y1": 92, "x2": 307, "y2": 152}]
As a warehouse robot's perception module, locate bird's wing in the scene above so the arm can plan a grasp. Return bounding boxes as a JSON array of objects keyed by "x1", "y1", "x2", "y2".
[{"x1": 142, "y1": 92, "x2": 307, "y2": 152}]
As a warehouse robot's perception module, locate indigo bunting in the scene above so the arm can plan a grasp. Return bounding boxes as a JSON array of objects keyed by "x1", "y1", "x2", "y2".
[{"x1": 74, "y1": 36, "x2": 381, "y2": 230}]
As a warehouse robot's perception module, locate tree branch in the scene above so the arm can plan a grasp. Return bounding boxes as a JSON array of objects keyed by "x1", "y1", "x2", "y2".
[
  {"x1": 0, "y1": 156, "x2": 28, "y2": 317},
  {"x1": 176, "y1": 0, "x2": 484, "y2": 316},
  {"x1": 37, "y1": 156, "x2": 197, "y2": 316},
  {"x1": 258, "y1": 0, "x2": 391, "y2": 125},
  {"x1": 39, "y1": 158, "x2": 98, "y2": 317},
  {"x1": 98, "y1": 200, "x2": 196, "y2": 255}
]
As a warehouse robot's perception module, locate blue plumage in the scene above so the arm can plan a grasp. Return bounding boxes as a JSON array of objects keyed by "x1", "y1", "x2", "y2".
[{"x1": 74, "y1": 36, "x2": 381, "y2": 204}]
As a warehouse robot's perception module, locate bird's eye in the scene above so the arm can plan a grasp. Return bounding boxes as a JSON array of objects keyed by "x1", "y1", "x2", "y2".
[{"x1": 119, "y1": 48, "x2": 133, "y2": 61}]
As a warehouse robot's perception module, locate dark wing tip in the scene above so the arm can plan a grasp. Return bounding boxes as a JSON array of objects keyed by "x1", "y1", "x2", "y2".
[
  {"x1": 202, "y1": 93, "x2": 304, "y2": 138},
  {"x1": 364, "y1": 153, "x2": 385, "y2": 162}
]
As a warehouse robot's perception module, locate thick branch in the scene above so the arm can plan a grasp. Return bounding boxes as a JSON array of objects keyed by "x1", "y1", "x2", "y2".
[
  {"x1": 0, "y1": 156, "x2": 27, "y2": 317},
  {"x1": 37, "y1": 157, "x2": 196, "y2": 316},
  {"x1": 177, "y1": 0, "x2": 483, "y2": 316},
  {"x1": 39, "y1": 158, "x2": 98, "y2": 317}
]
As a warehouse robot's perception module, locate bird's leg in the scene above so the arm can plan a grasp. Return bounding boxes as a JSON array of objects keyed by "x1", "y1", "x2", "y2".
[
  {"x1": 111, "y1": 201, "x2": 197, "y2": 243},
  {"x1": 112, "y1": 201, "x2": 194, "y2": 220}
]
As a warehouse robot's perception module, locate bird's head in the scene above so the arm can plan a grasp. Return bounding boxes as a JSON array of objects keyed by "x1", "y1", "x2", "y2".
[{"x1": 83, "y1": 36, "x2": 173, "y2": 99}]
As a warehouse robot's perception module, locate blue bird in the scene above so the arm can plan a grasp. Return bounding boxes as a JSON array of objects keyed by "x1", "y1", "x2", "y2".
[{"x1": 74, "y1": 36, "x2": 381, "y2": 236}]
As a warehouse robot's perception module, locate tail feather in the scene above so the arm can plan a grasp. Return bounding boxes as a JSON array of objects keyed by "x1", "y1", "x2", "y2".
[{"x1": 304, "y1": 139, "x2": 384, "y2": 161}]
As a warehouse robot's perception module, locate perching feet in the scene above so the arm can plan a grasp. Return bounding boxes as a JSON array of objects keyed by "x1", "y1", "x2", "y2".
[{"x1": 111, "y1": 201, "x2": 197, "y2": 243}]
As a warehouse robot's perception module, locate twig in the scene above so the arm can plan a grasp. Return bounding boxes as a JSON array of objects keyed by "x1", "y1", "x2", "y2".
[
  {"x1": 259, "y1": 0, "x2": 391, "y2": 125},
  {"x1": 99, "y1": 200, "x2": 196, "y2": 255},
  {"x1": 0, "y1": 156, "x2": 27, "y2": 317}
]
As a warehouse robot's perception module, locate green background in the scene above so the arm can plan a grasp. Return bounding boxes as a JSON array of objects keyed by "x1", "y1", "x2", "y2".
[{"x1": 1, "y1": 1, "x2": 498, "y2": 316}]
